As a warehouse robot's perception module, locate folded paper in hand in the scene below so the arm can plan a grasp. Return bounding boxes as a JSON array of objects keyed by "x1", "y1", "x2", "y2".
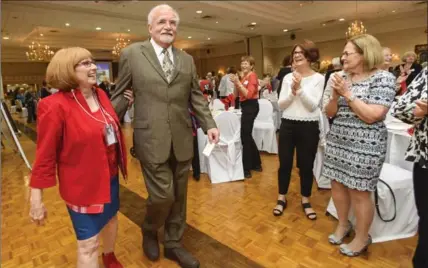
[{"x1": 203, "y1": 142, "x2": 215, "y2": 157}]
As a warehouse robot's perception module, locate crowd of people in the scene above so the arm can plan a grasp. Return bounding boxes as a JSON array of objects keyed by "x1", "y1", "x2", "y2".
[{"x1": 22, "y1": 3, "x2": 427, "y2": 268}]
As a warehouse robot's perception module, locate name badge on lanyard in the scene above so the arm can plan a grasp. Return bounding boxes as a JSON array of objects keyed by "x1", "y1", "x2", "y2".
[{"x1": 104, "y1": 123, "x2": 118, "y2": 146}]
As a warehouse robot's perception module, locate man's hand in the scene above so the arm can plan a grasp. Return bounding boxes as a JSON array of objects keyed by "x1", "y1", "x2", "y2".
[
  {"x1": 207, "y1": 128, "x2": 220, "y2": 144},
  {"x1": 124, "y1": 89, "x2": 134, "y2": 107}
]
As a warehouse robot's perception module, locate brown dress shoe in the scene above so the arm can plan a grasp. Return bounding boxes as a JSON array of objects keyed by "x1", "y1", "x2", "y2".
[
  {"x1": 164, "y1": 247, "x2": 200, "y2": 268},
  {"x1": 143, "y1": 231, "x2": 160, "y2": 261}
]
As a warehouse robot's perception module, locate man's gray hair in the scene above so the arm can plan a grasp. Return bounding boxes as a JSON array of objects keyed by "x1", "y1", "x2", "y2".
[{"x1": 147, "y1": 4, "x2": 180, "y2": 26}]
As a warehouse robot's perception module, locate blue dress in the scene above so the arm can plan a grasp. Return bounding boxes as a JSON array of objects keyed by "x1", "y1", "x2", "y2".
[{"x1": 67, "y1": 175, "x2": 120, "y2": 240}]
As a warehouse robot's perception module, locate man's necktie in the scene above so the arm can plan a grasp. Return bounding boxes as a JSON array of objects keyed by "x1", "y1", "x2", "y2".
[{"x1": 162, "y1": 49, "x2": 174, "y2": 82}]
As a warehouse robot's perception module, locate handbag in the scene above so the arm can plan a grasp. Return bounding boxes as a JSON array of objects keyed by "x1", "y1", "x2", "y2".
[{"x1": 374, "y1": 179, "x2": 397, "y2": 222}]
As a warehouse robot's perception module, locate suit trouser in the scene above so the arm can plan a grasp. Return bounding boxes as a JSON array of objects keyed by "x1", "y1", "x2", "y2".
[
  {"x1": 140, "y1": 149, "x2": 191, "y2": 249},
  {"x1": 240, "y1": 99, "x2": 261, "y2": 171},
  {"x1": 278, "y1": 119, "x2": 319, "y2": 197},
  {"x1": 413, "y1": 163, "x2": 428, "y2": 268}
]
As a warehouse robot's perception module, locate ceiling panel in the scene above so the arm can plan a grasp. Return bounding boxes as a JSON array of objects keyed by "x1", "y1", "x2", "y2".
[{"x1": 1, "y1": 0, "x2": 426, "y2": 61}]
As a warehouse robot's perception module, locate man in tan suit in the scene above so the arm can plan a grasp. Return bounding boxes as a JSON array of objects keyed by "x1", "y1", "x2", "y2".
[{"x1": 111, "y1": 4, "x2": 219, "y2": 268}]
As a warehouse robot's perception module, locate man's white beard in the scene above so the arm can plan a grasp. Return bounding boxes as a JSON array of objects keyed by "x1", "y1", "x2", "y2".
[{"x1": 160, "y1": 35, "x2": 174, "y2": 44}]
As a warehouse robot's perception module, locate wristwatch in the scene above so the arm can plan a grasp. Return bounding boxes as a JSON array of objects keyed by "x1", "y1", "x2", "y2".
[{"x1": 345, "y1": 93, "x2": 356, "y2": 103}]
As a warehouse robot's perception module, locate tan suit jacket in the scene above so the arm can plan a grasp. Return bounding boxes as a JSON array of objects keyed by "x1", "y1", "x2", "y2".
[{"x1": 111, "y1": 40, "x2": 216, "y2": 164}]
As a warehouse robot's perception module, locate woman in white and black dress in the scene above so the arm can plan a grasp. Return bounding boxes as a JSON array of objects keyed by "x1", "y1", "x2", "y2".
[
  {"x1": 322, "y1": 34, "x2": 396, "y2": 257},
  {"x1": 392, "y1": 67, "x2": 428, "y2": 268}
]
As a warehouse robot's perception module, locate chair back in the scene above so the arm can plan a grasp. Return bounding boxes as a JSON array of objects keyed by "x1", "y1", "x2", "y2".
[
  {"x1": 212, "y1": 99, "x2": 225, "y2": 111},
  {"x1": 255, "y1": 99, "x2": 273, "y2": 122}
]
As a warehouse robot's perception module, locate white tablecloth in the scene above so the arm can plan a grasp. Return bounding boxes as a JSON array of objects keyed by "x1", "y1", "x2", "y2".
[
  {"x1": 326, "y1": 163, "x2": 418, "y2": 243},
  {"x1": 314, "y1": 119, "x2": 413, "y2": 189}
]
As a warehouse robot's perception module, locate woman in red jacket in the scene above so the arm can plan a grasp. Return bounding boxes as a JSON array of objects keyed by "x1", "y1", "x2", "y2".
[{"x1": 28, "y1": 47, "x2": 133, "y2": 268}]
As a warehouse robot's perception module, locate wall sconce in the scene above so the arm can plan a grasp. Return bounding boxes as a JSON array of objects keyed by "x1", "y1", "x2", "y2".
[{"x1": 392, "y1": 53, "x2": 400, "y2": 61}]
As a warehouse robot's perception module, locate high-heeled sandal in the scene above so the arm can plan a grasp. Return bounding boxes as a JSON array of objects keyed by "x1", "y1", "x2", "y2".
[
  {"x1": 273, "y1": 200, "x2": 287, "y2": 216},
  {"x1": 328, "y1": 221, "x2": 352, "y2": 245},
  {"x1": 301, "y1": 202, "x2": 317, "y2": 220},
  {"x1": 339, "y1": 235, "x2": 372, "y2": 257}
]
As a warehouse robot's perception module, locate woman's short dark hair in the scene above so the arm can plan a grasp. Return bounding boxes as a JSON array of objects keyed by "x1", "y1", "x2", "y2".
[
  {"x1": 282, "y1": 55, "x2": 291, "y2": 67},
  {"x1": 291, "y1": 40, "x2": 320, "y2": 63}
]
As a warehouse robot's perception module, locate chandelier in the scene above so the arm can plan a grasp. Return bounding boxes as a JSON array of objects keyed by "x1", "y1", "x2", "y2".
[
  {"x1": 26, "y1": 41, "x2": 54, "y2": 61},
  {"x1": 345, "y1": 1, "x2": 367, "y2": 39},
  {"x1": 112, "y1": 36, "x2": 130, "y2": 58},
  {"x1": 346, "y1": 20, "x2": 367, "y2": 39}
]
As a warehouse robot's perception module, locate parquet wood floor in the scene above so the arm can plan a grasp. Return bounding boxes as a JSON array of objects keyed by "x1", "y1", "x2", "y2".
[{"x1": 1, "y1": 116, "x2": 417, "y2": 267}]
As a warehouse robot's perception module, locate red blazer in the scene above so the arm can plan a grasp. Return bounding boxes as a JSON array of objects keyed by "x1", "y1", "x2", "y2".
[{"x1": 30, "y1": 88, "x2": 128, "y2": 206}]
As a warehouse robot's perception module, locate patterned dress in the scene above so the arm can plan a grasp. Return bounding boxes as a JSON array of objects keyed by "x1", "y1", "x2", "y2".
[{"x1": 321, "y1": 70, "x2": 396, "y2": 191}]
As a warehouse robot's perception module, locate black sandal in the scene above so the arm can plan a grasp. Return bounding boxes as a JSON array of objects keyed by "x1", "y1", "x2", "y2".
[
  {"x1": 302, "y1": 202, "x2": 317, "y2": 220},
  {"x1": 273, "y1": 200, "x2": 287, "y2": 216}
]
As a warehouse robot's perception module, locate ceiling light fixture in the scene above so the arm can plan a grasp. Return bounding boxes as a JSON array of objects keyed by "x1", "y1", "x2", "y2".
[
  {"x1": 112, "y1": 35, "x2": 131, "y2": 59},
  {"x1": 26, "y1": 41, "x2": 54, "y2": 61},
  {"x1": 283, "y1": 29, "x2": 288, "y2": 32},
  {"x1": 251, "y1": 22, "x2": 257, "y2": 25},
  {"x1": 65, "y1": 23, "x2": 70, "y2": 27},
  {"x1": 322, "y1": 23, "x2": 326, "y2": 26},
  {"x1": 196, "y1": 10, "x2": 202, "y2": 14},
  {"x1": 339, "y1": 18, "x2": 345, "y2": 21},
  {"x1": 215, "y1": 21, "x2": 219, "y2": 24},
  {"x1": 39, "y1": 33, "x2": 44, "y2": 37},
  {"x1": 346, "y1": 1, "x2": 367, "y2": 39},
  {"x1": 3, "y1": 36, "x2": 10, "y2": 40},
  {"x1": 188, "y1": 36, "x2": 192, "y2": 39},
  {"x1": 207, "y1": 37, "x2": 211, "y2": 40},
  {"x1": 127, "y1": 29, "x2": 131, "y2": 32},
  {"x1": 96, "y1": 27, "x2": 102, "y2": 30},
  {"x1": 392, "y1": 10, "x2": 396, "y2": 13}
]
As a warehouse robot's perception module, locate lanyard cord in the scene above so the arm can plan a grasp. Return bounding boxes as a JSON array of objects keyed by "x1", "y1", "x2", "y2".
[{"x1": 72, "y1": 89, "x2": 109, "y2": 125}]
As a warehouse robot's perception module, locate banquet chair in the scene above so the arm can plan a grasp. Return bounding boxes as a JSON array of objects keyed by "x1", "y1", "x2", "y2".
[{"x1": 252, "y1": 99, "x2": 278, "y2": 154}]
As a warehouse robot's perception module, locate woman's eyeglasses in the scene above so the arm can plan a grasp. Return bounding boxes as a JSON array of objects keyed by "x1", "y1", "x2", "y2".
[
  {"x1": 341, "y1": 51, "x2": 358, "y2": 57},
  {"x1": 76, "y1": 60, "x2": 96, "y2": 68}
]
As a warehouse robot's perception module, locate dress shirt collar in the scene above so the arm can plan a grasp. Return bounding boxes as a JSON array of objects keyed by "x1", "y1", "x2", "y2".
[{"x1": 150, "y1": 38, "x2": 173, "y2": 63}]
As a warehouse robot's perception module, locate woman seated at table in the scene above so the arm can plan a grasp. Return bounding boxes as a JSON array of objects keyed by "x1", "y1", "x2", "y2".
[
  {"x1": 322, "y1": 34, "x2": 396, "y2": 257},
  {"x1": 230, "y1": 56, "x2": 262, "y2": 178},
  {"x1": 392, "y1": 67, "x2": 428, "y2": 268},
  {"x1": 273, "y1": 40, "x2": 324, "y2": 220}
]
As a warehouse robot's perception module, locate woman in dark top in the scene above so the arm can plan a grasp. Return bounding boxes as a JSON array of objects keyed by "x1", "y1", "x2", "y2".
[{"x1": 276, "y1": 55, "x2": 292, "y2": 97}]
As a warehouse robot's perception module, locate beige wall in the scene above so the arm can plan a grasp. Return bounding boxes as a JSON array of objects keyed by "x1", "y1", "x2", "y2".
[
  {"x1": 1, "y1": 62, "x2": 48, "y2": 85},
  {"x1": 265, "y1": 27, "x2": 427, "y2": 74},
  {"x1": 248, "y1": 36, "x2": 264, "y2": 78},
  {"x1": 187, "y1": 41, "x2": 246, "y2": 76}
]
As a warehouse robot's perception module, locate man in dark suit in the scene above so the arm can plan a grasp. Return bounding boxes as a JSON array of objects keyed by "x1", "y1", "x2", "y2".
[{"x1": 110, "y1": 4, "x2": 219, "y2": 268}]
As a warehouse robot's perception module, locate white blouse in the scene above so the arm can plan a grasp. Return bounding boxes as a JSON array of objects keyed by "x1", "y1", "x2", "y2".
[{"x1": 278, "y1": 72, "x2": 324, "y2": 121}]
